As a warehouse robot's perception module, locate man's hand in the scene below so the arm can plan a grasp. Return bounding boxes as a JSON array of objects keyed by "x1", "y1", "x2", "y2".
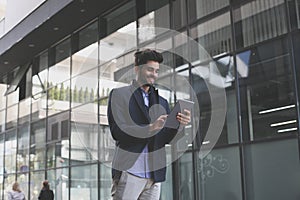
[
  {"x1": 176, "y1": 109, "x2": 191, "y2": 125},
  {"x1": 149, "y1": 115, "x2": 168, "y2": 132}
]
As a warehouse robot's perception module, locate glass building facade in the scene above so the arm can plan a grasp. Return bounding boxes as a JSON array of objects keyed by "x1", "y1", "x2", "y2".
[{"x1": 0, "y1": 0, "x2": 300, "y2": 199}]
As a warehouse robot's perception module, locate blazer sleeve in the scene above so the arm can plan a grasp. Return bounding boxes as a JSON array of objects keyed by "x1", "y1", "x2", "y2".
[{"x1": 108, "y1": 89, "x2": 151, "y2": 144}]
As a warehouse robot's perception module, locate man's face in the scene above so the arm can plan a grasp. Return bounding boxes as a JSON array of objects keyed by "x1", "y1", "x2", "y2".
[{"x1": 136, "y1": 60, "x2": 160, "y2": 86}]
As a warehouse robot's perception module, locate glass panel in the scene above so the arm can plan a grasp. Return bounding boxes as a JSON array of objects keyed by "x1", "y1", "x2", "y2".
[
  {"x1": 99, "y1": 22, "x2": 137, "y2": 65},
  {"x1": 30, "y1": 171, "x2": 45, "y2": 200},
  {"x1": 188, "y1": 0, "x2": 229, "y2": 22},
  {"x1": 138, "y1": 3, "x2": 170, "y2": 43},
  {"x1": 0, "y1": 134, "x2": 4, "y2": 199},
  {"x1": 31, "y1": 93, "x2": 47, "y2": 122},
  {"x1": 6, "y1": 88, "x2": 19, "y2": 107},
  {"x1": 30, "y1": 120, "x2": 46, "y2": 170},
  {"x1": 190, "y1": 12, "x2": 232, "y2": 58},
  {"x1": 100, "y1": 164, "x2": 111, "y2": 200},
  {"x1": 17, "y1": 125, "x2": 29, "y2": 173},
  {"x1": 47, "y1": 168, "x2": 69, "y2": 200},
  {"x1": 46, "y1": 141, "x2": 69, "y2": 168},
  {"x1": 197, "y1": 146, "x2": 242, "y2": 200},
  {"x1": 70, "y1": 104, "x2": 98, "y2": 165},
  {"x1": 17, "y1": 173, "x2": 28, "y2": 199},
  {"x1": 0, "y1": 109, "x2": 5, "y2": 132},
  {"x1": 179, "y1": 152, "x2": 194, "y2": 200},
  {"x1": 47, "y1": 80, "x2": 70, "y2": 117},
  {"x1": 70, "y1": 164, "x2": 98, "y2": 200},
  {"x1": 239, "y1": 38, "x2": 297, "y2": 141},
  {"x1": 0, "y1": 82, "x2": 6, "y2": 110},
  {"x1": 244, "y1": 139, "x2": 300, "y2": 200},
  {"x1": 4, "y1": 174, "x2": 15, "y2": 200},
  {"x1": 173, "y1": 0, "x2": 187, "y2": 29},
  {"x1": 18, "y1": 98, "x2": 31, "y2": 125},
  {"x1": 71, "y1": 68, "x2": 97, "y2": 108},
  {"x1": 160, "y1": 145, "x2": 173, "y2": 200},
  {"x1": 233, "y1": 0, "x2": 287, "y2": 49},
  {"x1": 288, "y1": 0, "x2": 300, "y2": 30},
  {"x1": 32, "y1": 52, "x2": 48, "y2": 95},
  {"x1": 5, "y1": 129, "x2": 16, "y2": 173},
  {"x1": 72, "y1": 22, "x2": 98, "y2": 77},
  {"x1": 48, "y1": 39, "x2": 71, "y2": 86},
  {"x1": 6, "y1": 104, "x2": 18, "y2": 130}
]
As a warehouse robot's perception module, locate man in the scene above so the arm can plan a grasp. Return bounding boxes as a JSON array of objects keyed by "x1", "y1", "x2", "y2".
[{"x1": 108, "y1": 49, "x2": 191, "y2": 200}]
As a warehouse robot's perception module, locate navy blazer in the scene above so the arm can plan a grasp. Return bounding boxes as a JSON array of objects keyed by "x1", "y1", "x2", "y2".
[{"x1": 107, "y1": 81, "x2": 177, "y2": 182}]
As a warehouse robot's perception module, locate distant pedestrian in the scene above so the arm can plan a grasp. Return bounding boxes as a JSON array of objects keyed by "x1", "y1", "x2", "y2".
[
  {"x1": 38, "y1": 180, "x2": 54, "y2": 200},
  {"x1": 7, "y1": 182, "x2": 26, "y2": 200}
]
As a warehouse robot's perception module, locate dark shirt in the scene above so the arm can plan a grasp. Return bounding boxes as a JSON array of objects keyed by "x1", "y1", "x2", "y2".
[{"x1": 38, "y1": 189, "x2": 54, "y2": 200}]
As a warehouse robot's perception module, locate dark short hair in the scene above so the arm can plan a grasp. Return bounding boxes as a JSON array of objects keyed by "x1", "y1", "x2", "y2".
[{"x1": 134, "y1": 49, "x2": 163, "y2": 66}]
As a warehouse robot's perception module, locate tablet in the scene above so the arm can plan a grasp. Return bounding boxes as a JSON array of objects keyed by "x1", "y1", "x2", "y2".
[{"x1": 164, "y1": 99, "x2": 194, "y2": 129}]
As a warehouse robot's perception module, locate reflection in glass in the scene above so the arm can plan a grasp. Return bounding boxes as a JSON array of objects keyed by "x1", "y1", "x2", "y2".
[
  {"x1": 239, "y1": 39, "x2": 297, "y2": 140},
  {"x1": 30, "y1": 120, "x2": 46, "y2": 170},
  {"x1": 244, "y1": 139, "x2": 300, "y2": 200},
  {"x1": 17, "y1": 125, "x2": 29, "y2": 173},
  {"x1": 17, "y1": 173, "x2": 28, "y2": 199},
  {"x1": 32, "y1": 52, "x2": 48, "y2": 95},
  {"x1": 30, "y1": 171, "x2": 45, "y2": 200},
  {"x1": 47, "y1": 141, "x2": 69, "y2": 169},
  {"x1": 197, "y1": 147, "x2": 242, "y2": 200},
  {"x1": 138, "y1": 4, "x2": 170, "y2": 43},
  {"x1": 190, "y1": 12, "x2": 232, "y2": 58},
  {"x1": 18, "y1": 98, "x2": 31, "y2": 125},
  {"x1": 100, "y1": 164, "x2": 111, "y2": 200},
  {"x1": 6, "y1": 88, "x2": 19, "y2": 107},
  {"x1": 71, "y1": 68, "x2": 97, "y2": 108},
  {"x1": 179, "y1": 152, "x2": 194, "y2": 200},
  {"x1": 48, "y1": 39, "x2": 71, "y2": 86},
  {"x1": 0, "y1": 83, "x2": 6, "y2": 110},
  {"x1": 47, "y1": 81, "x2": 70, "y2": 117},
  {"x1": 31, "y1": 94, "x2": 47, "y2": 122},
  {"x1": 4, "y1": 174, "x2": 15, "y2": 200},
  {"x1": 99, "y1": 22, "x2": 136, "y2": 65},
  {"x1": 234, "y1": 0, "x2": 287, "y2": 48},
  {"x1": 5, "y1": 130, "x2": 16, "y2": 173},
  {"x1": 188, "y1": 0, "x2": 229, "y2": 21},
  {"x1": 6, "y1": 104, "x2": 18, "y2": 130},
  {"x1": 71, "y1": 104, "x2": 98, "y2": 164},
  {"x1": 72, "y1": 22, "x2": 98, "y2": 77},
  {"x1": 70, "y1": 164, "x2": 98, "y2": 200},
  {"x1": 47, "y1": 168, "x2": 69, "y2": 200},
  {"x1": 0, "y1": 110, "x2": 5, "y2": 132}
]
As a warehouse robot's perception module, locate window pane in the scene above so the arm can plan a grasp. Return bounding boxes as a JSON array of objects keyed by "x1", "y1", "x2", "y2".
[
  {"x1": 100, "y1": 164, "x2": 111, "y2": 200},
  {"x1": 48, "y1": 39, "x2": 71, "y2": 86},
  {"x1": 239, "y1": 38, "x2": 297, "y2": 140},
  {"x1": 196, "y1": 146, "x2": 242, "y2": 200},
  {"x1": 72, "y1": 22, "x2": 98, "y2": 77},
  {"x1": 179, "y1": 152, "x2": 194, "y2": 200},
  {"x1": 188, "y1": 0, "x2": 229, "y2": 22},
  {"x1": 31, "y1": 93, "x2": 47, "y2": 122},
  {"x1": 70, "y1": 164, "x2": 98, "y2": 200},
  {"x1": 70, "y1": 104, "x2": 98, "y2": 165},
  {"x1": 0, "y1": 83, "x2": 6, "y2": 110},
  {"x1": 17, "y1": 173, "x2": 28, "y2": 200},
  {"x1": 138, "y1": 4, "x2": 170, "y2": 43},
  {"x1": 244, "y1": 139, "x2": 300, "y2": 200},
  {"x1": 190, "y1": 12, "x2": 232, "y2": 58},
  {"x1": 233, "y1": 0, "x2": 287, "y2": 48},
  {"x1": 17, "y1": 125, "x2": 29, "y2": 173},
  {"x1": 46, "y1": 141, "x2": 69, "y2": 168},
  {"x1": 30, "y1": 120, "x2": 46, "y2": 170},
  {"x1": 32, "y1": 52, "x2": 48, "y2": 95},
  {"x1": 99, "y1": 22, "x2": 137, "y2": 65},
  {"x1": 5, "y1": 130, "x2": 16, "y2": 173},
  {"x1": 71, "y1": 68, "x2": 97, "y2": 108},
  {"x1": 6, "y1": 104, "x2": 18, "y2": 130},
  {"x1": 30, "y1": 171, "x2": 45, "y2": 200},
  {"x1": 18, "y1": 98, "x2": 31, "y2": 125},
  {"x1": 47, "y1": 168, "x2": 69, "y2": 200},
  {"x1": 4, "y1": 174, "x2": 15, "y2": 200},
  {"x1": 47, "y1": 80, "x2": 70, "y2": 117},
  {"x1": 0, "y1": 109, "x2": 5, "y2": 132}
]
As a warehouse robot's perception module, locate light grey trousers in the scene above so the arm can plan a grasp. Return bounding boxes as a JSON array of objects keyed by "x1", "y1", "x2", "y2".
[{"x1": 111, "y1": 171, "x2": 161, "y2": 200}]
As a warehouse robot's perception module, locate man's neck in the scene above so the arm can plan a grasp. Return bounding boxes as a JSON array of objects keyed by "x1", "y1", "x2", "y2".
[{"x1": 141, "y1": 85, "x2": 150, "y2": 93}]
